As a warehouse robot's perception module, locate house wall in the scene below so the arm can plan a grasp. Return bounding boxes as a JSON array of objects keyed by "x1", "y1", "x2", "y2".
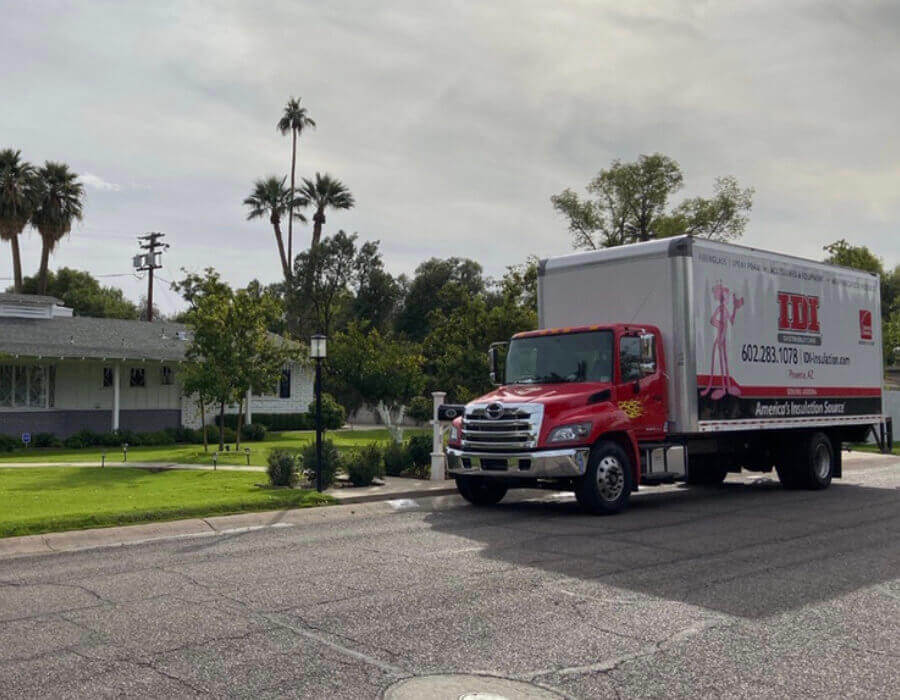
[
  {"x1": 54, "y1": 360, "x2": 180, "y2": 411},
  {"x1": 0, "y1": 410, "x2": 180, "y2": 438}
]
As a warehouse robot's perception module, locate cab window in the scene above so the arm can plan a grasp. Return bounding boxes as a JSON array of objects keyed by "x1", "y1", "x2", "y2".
[{"x1": 619, "y1": 336, "x2": 642, "y2": 382}]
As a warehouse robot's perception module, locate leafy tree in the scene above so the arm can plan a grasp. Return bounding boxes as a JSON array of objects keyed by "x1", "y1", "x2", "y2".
[
  {"x1": 395, "y1": 257, "x2": 485, "y2": 341},
  {"x1": 17, "y1": 268, "x2": 138, "y2": 318},
  {"x1": 179, "y1": 360, "x2": 220, "y2": 451},
  {"x1": 328, "y1": 323, "x2": 425, "y2": 440},
  {"x1": 179, "y1": 269, "x2": 294, "y2": 450},
  {"x1": 352, "y1": 240, "x2": 401, "y2": 332},
  {"x1": 552, "y1": 153, "x2": 752, "y2": 249},
  {"x1": 31, "y1": 162, "x2": 85, "y2": 294},
  {"x1": 277, "y1": 97, "x2": 316, "y2": 265},
  {"x1": 823, "y1": 239, "x2": 884, "y2": 275},
  {"x1": 298, "y1": 172, "x2": 355, "y2": 248},
  {"x1": 0, "y1": 149, "x2": 38, "y2": 293},
  {"x1": 243, "y1": 175, "x2": 307, "y2": 282},
  {"x1": 291, "y1": 230, "x2": 359, "y2": 337},
  {"x1": 424, "y1": 281, "x2": 536, "y2": 403}
]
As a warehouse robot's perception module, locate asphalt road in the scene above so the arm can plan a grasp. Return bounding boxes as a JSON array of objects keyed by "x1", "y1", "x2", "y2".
[{"x1": 1, "y1": 456, "x2": 898, "y2": 698}]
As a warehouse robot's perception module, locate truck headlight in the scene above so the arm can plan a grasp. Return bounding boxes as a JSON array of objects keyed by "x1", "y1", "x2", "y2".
[
  {"x1": 449, "y1": 425, "x2": 460, "y2": 442},
  {"x1": 548, "y1": 422, "x2": 592, "y2": 443}
]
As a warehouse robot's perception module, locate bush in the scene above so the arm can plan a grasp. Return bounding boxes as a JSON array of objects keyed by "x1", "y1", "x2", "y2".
[
  {"x1": 405, "y1": 434, "x2": 432, "y2": 468},
  {"x1": 0, "y1": 434, "x2": 18, "y2": 452},
  {"x1": 267, "y1": 448, "x2": 299, "y2": 487},
  {"x1": 345, "y1": 444, "x2": 384, "y2": 486},
  {"x1": 300, "y1": 439, "x2": 341, "y2": 490},
  {"x1": 309, "y1": 393, "x2": 347, "y2": 430},
  {"x1": 407, "y1": 396, "x2": 432, "y2": 424},
  {"x1": 33, "y1": 432, "x2": 62, "y2": 448},
  {"x1": 383, "y1": 440, "x2": 407, "y2": 476},
  {"x1": 241, "y1": 422, "x2": 267, "y2": 442},
  {"x1": 63, "y1": 435, "x2": 85, "y2": 449},
  {"x1": 138, "y1": 431, "x2": 171, "y2": 446}
]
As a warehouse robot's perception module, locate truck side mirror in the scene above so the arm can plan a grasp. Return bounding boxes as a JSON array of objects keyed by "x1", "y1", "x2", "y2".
[
  {"x1": 639, "y1": 333, "x2": 657, "y2": 376},
  {"x1": 487, "y1": 342, "x2": 507, "y2": 386}
]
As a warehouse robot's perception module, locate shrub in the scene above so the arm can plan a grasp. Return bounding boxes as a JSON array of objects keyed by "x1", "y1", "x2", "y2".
[
  {"x1": 383, "y1": 440, "x2": 407, "y2": 476},
  {"x1": 300, "y1": 439, "x2": 341, "y2": 489},
  {"x1": 33, "y1": 432, "x2": 62, "y2": 448},
  {"x1": 308, "y1": 393, "x2": 347, "y2": 430},
  {"x1": 407, "y1": 396, "x2": 432, "y2": 424},
  {"x1": 138, "y1": 431, "x2": 171, "y2": 446},
  {"x1": 63, "y1": 435, "x2": 85, "y2": 449},
  {"x1": 0, "y1": 434, "x2": 18, "y2": 452},
  {"x1": 241, "y1": 422, "x2": 267, "y2": 442},
  {"x1": 345, "y1": 444, "x2": 384, "y2": 486},
  {"x1": 405, "y1": 434, "x2": 432, "y2": 468},
  {"x1": 267, "y1": 448, "x2": 299, "y2": 487}
]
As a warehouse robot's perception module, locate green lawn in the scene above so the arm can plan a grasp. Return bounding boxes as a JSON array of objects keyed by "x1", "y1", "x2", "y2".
[
  {"x1": 0, "y1": 428, "x2": 428, "y2": 467},
  {"x1": 0, "y1": 467, "x2": 332, "y2": 538}
]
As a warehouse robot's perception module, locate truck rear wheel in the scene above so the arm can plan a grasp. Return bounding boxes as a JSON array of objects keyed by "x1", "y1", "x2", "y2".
[
  {"x1": 776, "y1": 432, "x2": 833, "y2": 490},
  {"x1": 575, "y1": 441, "x2": 632, "y2": 515},
  {"x1": 455, "y1": 477, "x2": 508, "y2": 506}
]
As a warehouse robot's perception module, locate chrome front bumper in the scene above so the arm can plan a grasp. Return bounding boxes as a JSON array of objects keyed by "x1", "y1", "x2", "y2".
[{"x1": 446, "y1": 447, "x2": 590, "y2": 479}]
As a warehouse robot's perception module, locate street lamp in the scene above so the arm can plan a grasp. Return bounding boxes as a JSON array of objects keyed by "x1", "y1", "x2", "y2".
[{"x1": 310, "y1": 334, "x2": 327, "y2": 492}]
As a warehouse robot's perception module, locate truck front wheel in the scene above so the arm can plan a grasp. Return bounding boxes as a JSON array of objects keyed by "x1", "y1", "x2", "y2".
[
  {"x1": 455, "y1": 477, "x2": 508, "y2": 506},
  {"x1": 575, "y1": 441, "x2": 632, "y2": 515},
  {"x1": 776, "y1": 432, "x2": 833, "y2": 490}
]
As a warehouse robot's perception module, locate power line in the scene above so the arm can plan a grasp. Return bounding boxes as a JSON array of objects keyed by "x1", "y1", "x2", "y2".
[{"x1": 134, "y1": 232, "x2": 169, "y2": 322}]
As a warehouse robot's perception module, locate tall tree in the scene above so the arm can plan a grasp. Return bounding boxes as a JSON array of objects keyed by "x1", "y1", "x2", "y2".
[
  {"x1": 31, "y1": 162, "x2": 85, "y2": 294},
  {"x1": 299, "y1": 172, "x2": 354, "y2": 248},
  {"x1": 0, "y1": 149, "x2": 37, "y2": 293},
  {"x1": 277, "y1": 97, "x2": 316, "y2": 266},
  {"x1": 243, "y1": 175, "x2": 306, "y2": 282},
  {"x1": 552, "y1": 153, "x2": 752, "y2": 249}
]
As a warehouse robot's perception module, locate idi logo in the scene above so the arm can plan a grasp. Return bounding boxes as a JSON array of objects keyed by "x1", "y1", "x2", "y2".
[{"x1": 777, "y1": 292, "x2": 822, "y2": 346}]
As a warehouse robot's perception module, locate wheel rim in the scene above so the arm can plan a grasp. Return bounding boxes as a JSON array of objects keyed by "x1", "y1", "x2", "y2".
[
  {"x1": 596, "y1": 455, "x2": 625, "y2": 501},
  {"x1": 813, "y1": 443, "x2": 831, "y2": 480}
]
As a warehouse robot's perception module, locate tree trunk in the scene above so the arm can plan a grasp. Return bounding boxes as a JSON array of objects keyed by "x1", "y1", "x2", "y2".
[
  {"x1": 10, "y1": 235, "x2": 23, "y2": 293},
  {"x1": 311, "y1": 210, "x2": 324, "y2": 248},
  {"x1": 235, "y1": 397, "x2": 244, "y2": 451},
  {"x1": 200, "y1": 400, "x2": 208, "y2": 453},
  {"x1": 219, "y1": 402, "x2": 226, "y2": 451},
  {"x1": 271, "y1": 216, "x2": 291, "y2": 281},
  {"x1": 376, "y1": 401, "x2": 405, "y2": 443},
  {"x1": 288, "y1": 128, "x2": 297, "y2": 267},
  {"x1": 37, "y1": 241, "x2": 51, "y2": 295}
]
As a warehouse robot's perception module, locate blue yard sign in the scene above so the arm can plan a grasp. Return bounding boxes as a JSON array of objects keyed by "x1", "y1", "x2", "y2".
[{"x1": 22, "y1": 432, "x2": 31, "y2": 446}]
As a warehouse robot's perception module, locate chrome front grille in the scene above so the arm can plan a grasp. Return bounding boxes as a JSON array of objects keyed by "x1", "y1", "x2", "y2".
[{"x1": 460, "y1": 403, "x2": 543, "y2": 450}]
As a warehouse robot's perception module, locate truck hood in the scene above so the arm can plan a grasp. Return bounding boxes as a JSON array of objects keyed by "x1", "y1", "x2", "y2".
[{"x1": 473, "y1": 383, "x2": 612, "y2": 411}]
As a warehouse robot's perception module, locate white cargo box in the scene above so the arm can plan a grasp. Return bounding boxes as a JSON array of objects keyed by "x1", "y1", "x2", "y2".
[{"x1": 538, "y1": 236, "x2": 883, "y2": 434}]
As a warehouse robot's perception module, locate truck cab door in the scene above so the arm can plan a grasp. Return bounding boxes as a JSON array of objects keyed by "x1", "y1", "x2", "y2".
[{"x1": 616, "y1": 333, "x2": 667, "y2": 440}]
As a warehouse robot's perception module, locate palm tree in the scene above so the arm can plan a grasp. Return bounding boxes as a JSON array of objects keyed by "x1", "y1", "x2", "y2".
[
  {"x1": 243, "y1": 176, "x2": 307, "y2": 282},
  {"x1": 299, "y1": 172, "x2": 355, "y2": 248},
  {"x1": 0, "y1": 149, "x2": 38, "y2": 293},
  {"x1": 31, "y1": 162, "x2": 84, "y2": 295},
  {"x1": 277, "y1": 97, "x2": 316, "y2": 266}
]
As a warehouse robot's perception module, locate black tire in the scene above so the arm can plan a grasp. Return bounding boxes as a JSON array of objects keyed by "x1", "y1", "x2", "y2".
[
  {"x1": 685, "y1": 455, "x2": 729, "y2": 486},
  {"x1": 574, "y1": 441, "x2": 633, "y2": 515},
  {"x1": 455, "y1": 477, "x2": 508, "y2": 506},
  {"x1": 776, "y1": 432, "x2": 833, "y2": 490}
]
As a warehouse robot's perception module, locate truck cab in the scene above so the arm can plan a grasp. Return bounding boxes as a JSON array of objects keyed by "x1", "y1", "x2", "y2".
[{"x1": 446, "y1": 323, "x2": 679, "y2": 514}]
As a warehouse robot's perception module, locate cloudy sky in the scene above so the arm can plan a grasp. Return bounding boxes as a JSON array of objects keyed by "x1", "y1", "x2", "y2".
[{"x1": 3, "y1": 0, "x2": 898, "y2": 314}]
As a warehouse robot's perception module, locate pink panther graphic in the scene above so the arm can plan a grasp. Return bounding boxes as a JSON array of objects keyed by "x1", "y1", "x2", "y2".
[{"x1": 702, "y1": 281, "x2": 745, "y2": 400}]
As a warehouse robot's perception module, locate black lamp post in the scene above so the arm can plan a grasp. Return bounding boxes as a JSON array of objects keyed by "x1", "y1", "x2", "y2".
[{"x1": 309, "y1": 334, "x2": 327, "y2": 492}]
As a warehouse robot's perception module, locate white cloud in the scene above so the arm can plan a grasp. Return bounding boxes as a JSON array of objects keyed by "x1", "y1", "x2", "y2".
[{"x1": 79, "y1": 173, "x2": 122, "y2": 192}]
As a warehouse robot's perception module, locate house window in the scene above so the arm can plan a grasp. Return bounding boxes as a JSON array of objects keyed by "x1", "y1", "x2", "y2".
[
  {"x1": 0, "y1": 364, "x2": 51, "y2": 408},
  {"x1": 279, "y1": 368, "x2": 291, "y2": 399},
  {"x1": 102, "y1": 367, "x2": 113, "y2": 388},
  {"x1": 130, "y1": 368, "x2": 146, "y2": 388},
  {"x1": 160, "y1": 366, "x2": 174, "y2": 386}
]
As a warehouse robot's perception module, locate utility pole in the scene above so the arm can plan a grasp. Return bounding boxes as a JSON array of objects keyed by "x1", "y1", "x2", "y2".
[{"x1": 134, "y1": 232, "x2": 169, "y2": 322}]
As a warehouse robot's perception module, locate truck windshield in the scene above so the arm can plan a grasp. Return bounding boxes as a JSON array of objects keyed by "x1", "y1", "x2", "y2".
[{"x1": 505, "y1": 330, "x2": 614, "y2": 384}]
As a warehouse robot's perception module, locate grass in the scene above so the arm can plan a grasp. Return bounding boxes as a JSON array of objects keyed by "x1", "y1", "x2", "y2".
[
  {"x1": 0, "y1": 467, "x2": 333, "y2": 538},
  {"x1": 848, "y1": 443, "x2": 900, "y2": 456},
  {"x1": 0, "y1": 428, "x2": 428, "y2": 467}
]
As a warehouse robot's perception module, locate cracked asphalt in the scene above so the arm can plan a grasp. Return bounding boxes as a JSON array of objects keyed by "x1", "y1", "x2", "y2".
[{"x1": 1, "y1": 456, "x2": 898, "y2": 698}]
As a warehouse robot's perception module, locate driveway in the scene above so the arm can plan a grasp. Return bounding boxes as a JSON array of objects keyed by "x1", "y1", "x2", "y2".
[{"x1": 0, "y1": 455, "x2": 897, "y2": 697}]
